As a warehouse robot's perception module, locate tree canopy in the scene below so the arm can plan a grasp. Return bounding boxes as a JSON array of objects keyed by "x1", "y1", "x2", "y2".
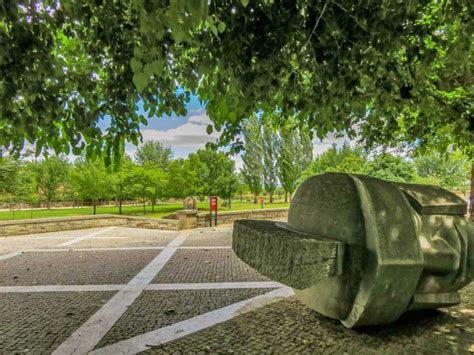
[
  {"x1": 1, "y1": 1, "x2": 472, "y2": 162},
  {"x1": 300, "y1": 142, "x2": 470, "y2": 192},
  {"x1": 134, "y1": 140, "x2": 173, "y2": 170}
]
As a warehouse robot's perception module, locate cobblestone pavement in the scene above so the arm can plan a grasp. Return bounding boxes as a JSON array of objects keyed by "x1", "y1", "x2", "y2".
[
  {"x1": 0, "y1": 228, "x2": 108, "y2": 255},
  {"x1": 181, "y1": 229, "x2": 232, "y2": 247},
  {"x1": 0, "y1": 250, "x2": 160, "y2": 285},
  {"x1": 152, "y1": 248, "x2": 269, "y2": 284},
  {"x1": 96, "y1": 288, "x2": 274, "y2": 348},
  {"x1": 0, "y1": 225, "x2": 473, "y2": 354},
  {"x1": 72, "y1": 235, "x2": 176, "y2": 248},
  {"x1": 0, "y1": 291, "x2": 115, "y2": 353},
  {"x1": 151, "y1": 283, "x2": 474, "y2": 354}
]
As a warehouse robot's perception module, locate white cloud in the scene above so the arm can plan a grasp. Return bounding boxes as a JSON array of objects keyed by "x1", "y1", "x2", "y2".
[
  {"x1": 140, "y1": 112, "x2": 219, "y2": 150},
  {"x1": 187, "y1": 112, "x2": 212, "y2": 126},
  {"x1": 232, "y1": 155, "x2": 244, "y2": 171},
  {"x1": 312, "y1": 132, "x2": 355, "y2": 156}
]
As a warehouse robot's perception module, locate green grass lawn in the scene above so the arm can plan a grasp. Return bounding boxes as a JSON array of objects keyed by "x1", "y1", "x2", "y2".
[{"x1": 0, "y1": 200, "x2": 290, "y2": 221}]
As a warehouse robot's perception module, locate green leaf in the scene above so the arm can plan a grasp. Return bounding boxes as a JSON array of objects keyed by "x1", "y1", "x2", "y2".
[
  {"x1": 130, "y1": 58, "x2": 143, "y2": 73},
  {"x1": 241, "y1": 0, "x2": 249, "y2": 7},
  {"x1": 133, "y1": 47, "x2": 143, "y2": 59},
  {"x1": 206, "y1": 124, "x2": 213, "y2": 134},
  {"x1": 143, "y1": 63, "x2": 154, "y2": 77},
  {"x1": 218, "y1": 22, "x2": 226, "y2": 33},
  {"x1": 133, "y1": 73, "x2": 149, "y2": 93},
  {"x1": 152, "y1": 60, "x2": 163, "y2": 75},
  {"x1": 187, "y1": 0, "x2": 207, "y2": 27},
  {"x1": 172, "y1": 26, "x2": 185, "y2": 44}
]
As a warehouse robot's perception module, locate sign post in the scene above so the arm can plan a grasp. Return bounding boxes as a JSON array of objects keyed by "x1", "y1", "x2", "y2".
[{"x1": 210, "y1": 196, "x2": 218, "y2": 227}]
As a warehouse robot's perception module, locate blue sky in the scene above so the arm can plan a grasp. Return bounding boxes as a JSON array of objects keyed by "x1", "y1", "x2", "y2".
[
  {"x1": 126, "y1": 94, "x2": 348, "y2": 170},
  {"x1": 126, "y1": 95, "x2": 222, "y2": 161}
]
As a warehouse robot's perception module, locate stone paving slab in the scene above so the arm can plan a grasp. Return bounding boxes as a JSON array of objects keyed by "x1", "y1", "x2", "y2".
[
  {"x1": 0, "y1": 291, "x2": 115, "y2": 354},
  {"x1": 0, "y1": 227, "x2": 107, "y2": 239},
  {"x1": 71, "y1": 235, "x2": 176, "y2": 249},
  {"x1": 147, "y1": 283, "x2": 474, "y2": 354},
  {"x1": 96, "y1": 226, "x2": 178, "y2": 239},
  {"x1": 152, "y1": 249, "x2": 269, "y2": 284},
  {"x1": 0, "y1": 238, "x2": 67, "y2": 255},
  {"x1": 1, "y1": 225, "x2": 472, "y2": 354},
  {"x1": 0, "y1": 250, "x2": 160, "y2": 286},
  {"x1": 182, "y1": 229, "x2": 232, "y2": 247},
  {"x1": 96, "y1": 288, "x2": 274, "y2": 348},
  {"x1": 0, "y1": 227, "x2": 125, "y2": 254}
]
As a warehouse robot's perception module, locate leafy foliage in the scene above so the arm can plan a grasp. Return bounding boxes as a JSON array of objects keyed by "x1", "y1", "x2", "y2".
[
  {"x1": 241, "y1": 115, "x2": 263, "y2": 203},
  {"x1": 31, "y1": 156, "x2": 70, "y2": 207},
  {"x1": 188, "y1": 147, "x2": 238, "y2": 199},
  {"x1": 1, "y1": 1, "x2": 472, "y2": 161},
  {"x1": 69, "y1": 158, "x2": 113, "y2": 214},
  {"x1": 262, "y1": 122, "x2": 279, "y2": 203},
  {"x1": 413, "y1": 150, "x2": 470, "y2": 192},
  {"x1": 166, "y1": 158, "x2": 200, "y2": 199},
  {"x1": 366, "y1": 153, "x2": 416, "y2": 183},
  {"x1": 0, "y1": 157, "x2": 36, "y2": 205},
  {"x1": 300, "y1": 143, "x2": 470, "y2": 191},
  {"x1": 277, "y1": 121, "x2": 313, "y2": 200},
  {"x1": 300, "y1": 142, "x2": 368, "y2": 182},
  {"x1": 134, "y1": 140, "x2": 173, "y2": 171},
  {"x1": 111, "y1": 157, "x2": 135, "y2": 214}
]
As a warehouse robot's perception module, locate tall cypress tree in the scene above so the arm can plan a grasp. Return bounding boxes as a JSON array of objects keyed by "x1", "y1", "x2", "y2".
[
  {"x1": 277, "y1": 120, "x2": 314, "y2": 202},
  {"x1": 262, "y1": 122, "x2": 279, "y2": 203},
  {"x1": 241, "y1": 115, "x2": 263, "y2": 204}
]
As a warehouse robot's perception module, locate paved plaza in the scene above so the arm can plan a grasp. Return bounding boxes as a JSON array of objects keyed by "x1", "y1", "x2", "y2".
[{"x1": 0, "y1": 226, "x2": 473, "y2": 354}]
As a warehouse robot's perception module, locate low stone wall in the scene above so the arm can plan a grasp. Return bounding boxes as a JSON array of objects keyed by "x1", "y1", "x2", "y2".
[
  {"x1": 0, "y1": 215, "x2": 179, "y2": 237},
  {"x1": 123, "y1": 216, "x2": 179, "y2": 231},
  {"x1": 0, "y1": 208, "x2": 289, "y2": 236},
  {"x1": 196, "y1": 208, "x2": 288, "y2": 227}
]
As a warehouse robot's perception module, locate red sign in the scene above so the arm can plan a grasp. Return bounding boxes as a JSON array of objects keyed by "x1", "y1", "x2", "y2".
[{"x1": 211, "y1": 196, "x2": 218, "y2": 212}]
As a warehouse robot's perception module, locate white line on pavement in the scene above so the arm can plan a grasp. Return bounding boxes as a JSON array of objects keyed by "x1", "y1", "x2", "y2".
[
  {"x1": 179, "y1": 246, "x2": 232, "y2": 249},
  {"x1": 0, "y1": 252, "x2": 22, "y2": 261},
  {"x1": 23, "y1": 246, "x2": 230, "y2": 253},
  {"x1": 0, "y1": 236, "x2": 124, "y2": 241},
  {"x1": 27, "y1": 247, "x2": 165, "y2": 252},
  {"x1": 0, "y1": 282, "x2": 282, "y2": 293},
  {"x1": 91, "y1": 287, "x2": 295, "y2": 355},
  {"x1": 145, "y1": 281, "x2": 284, "y2": 290},
  {"x1": 53, "y1": 231, "x2": 190, "y2": 355},
  {"x1": 55, "y1": 227, "x2": 117, "y2": 247},
  {"x1": 0, "y1": 285, "x2": 124, "y2": 293}
]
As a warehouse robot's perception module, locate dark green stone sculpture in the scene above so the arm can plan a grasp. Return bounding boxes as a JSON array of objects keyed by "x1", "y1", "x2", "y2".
[{"x1": 232, "y1": 173, "x2": 473, "y2": 327}]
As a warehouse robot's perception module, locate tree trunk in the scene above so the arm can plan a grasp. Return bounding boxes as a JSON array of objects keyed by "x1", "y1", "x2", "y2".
[
  {"x1": 119, "y1": 200, "x2": 122, "y2": 215},
  {"x1": 470, "y1": 162, "x2": 473, "y2": 220},
  {"x1": 93, "y1": 203, "x2": 96, "y2": 215},
  {"x1": 284, "y1": 192, "x2": 288, "y2": 203},
  {"x1": 289, "y1": 192, "x2": 292, "y2": 203},
  {"x1": 253, "y1": 193, "x2": 258, "y2": 204},
  {"x1": 270, "y1": 193, "x2": 274, "y2": 204}
]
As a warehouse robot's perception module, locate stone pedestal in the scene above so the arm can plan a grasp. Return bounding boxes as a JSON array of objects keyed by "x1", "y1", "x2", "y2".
[
  {"x1": 176, "y1": 209, "x2": 198, "y2": 230},
  {"x1": 183, "y1": 197, "x2": 197, "y2": 210}
]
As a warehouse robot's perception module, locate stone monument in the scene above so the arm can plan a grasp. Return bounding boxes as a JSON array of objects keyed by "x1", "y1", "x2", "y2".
[
  {"x1": 183, "y1": 196, "x2": 197, "y2": 210},
  {"x1": 232, "y1": 173, "x2": 473, "y2": 327}
]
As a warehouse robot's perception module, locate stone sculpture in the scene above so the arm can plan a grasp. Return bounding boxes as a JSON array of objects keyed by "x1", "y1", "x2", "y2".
[
  {"x1": 183, "y1": 196, "x2": 197, "y2": 210},
  {"x1": 232, "y1": 173, "x2": 473, "y2": 327}
]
